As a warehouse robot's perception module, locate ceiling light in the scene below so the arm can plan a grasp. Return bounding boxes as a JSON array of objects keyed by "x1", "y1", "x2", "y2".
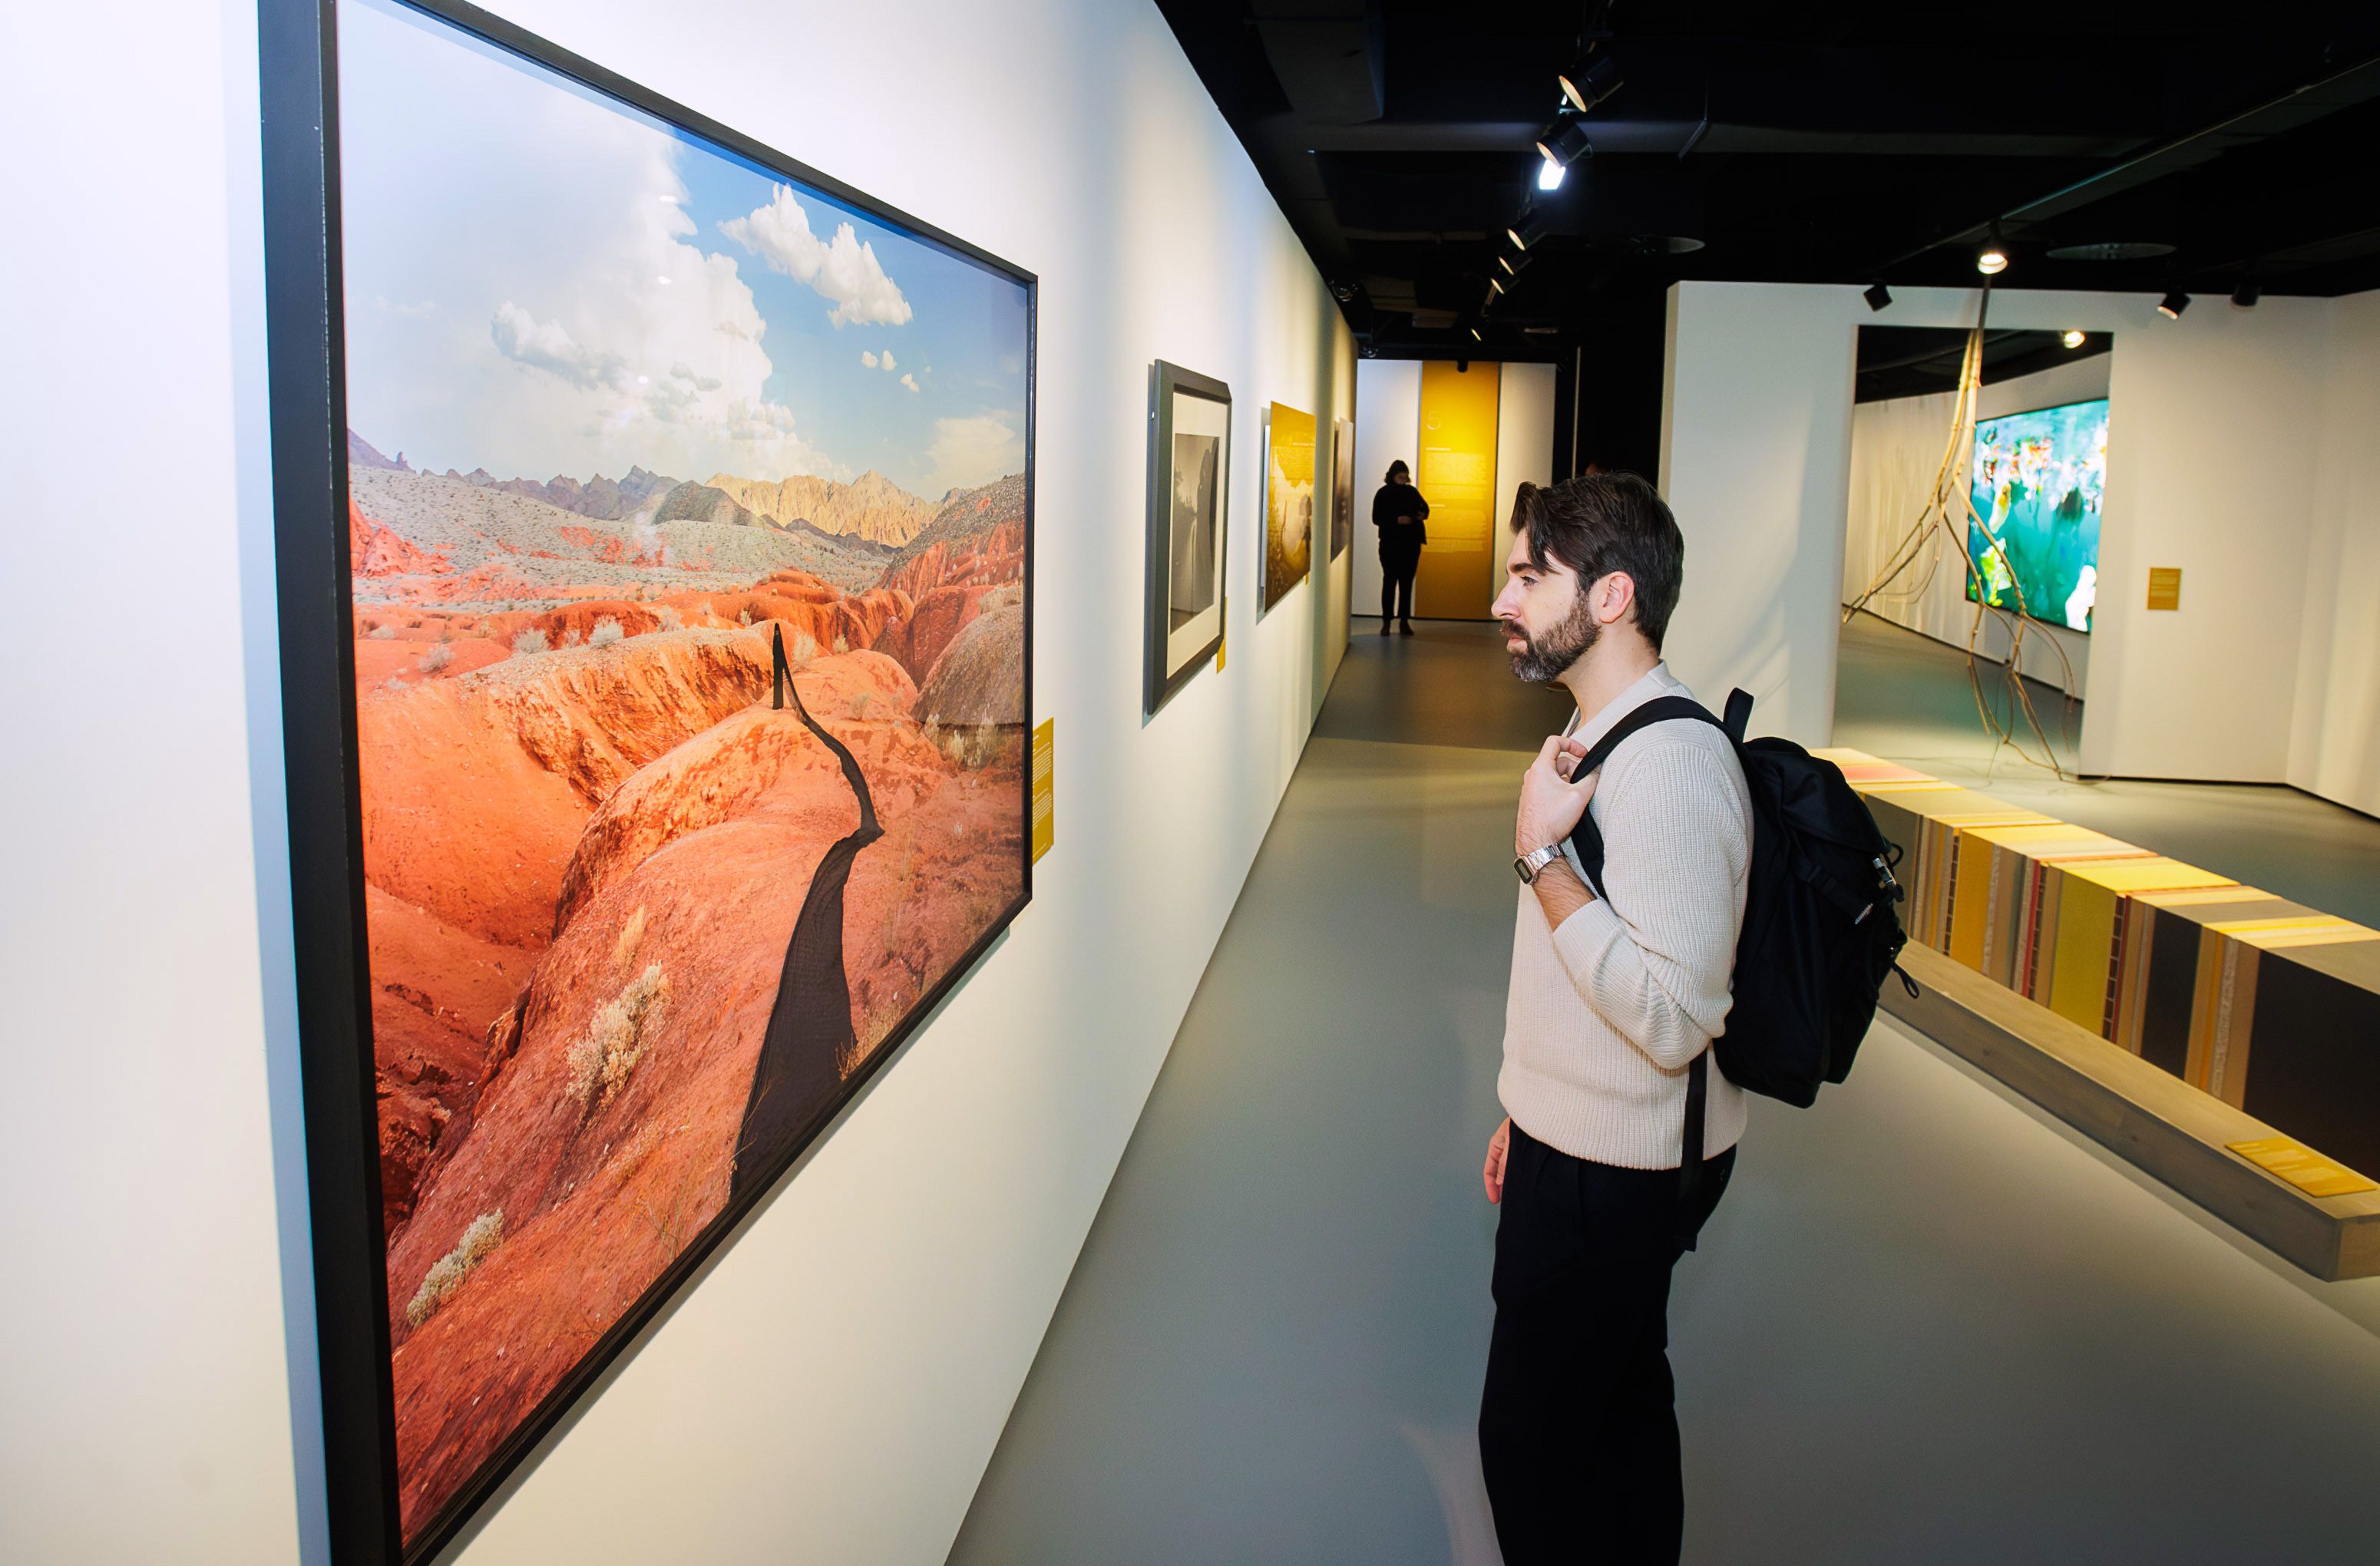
[
  {"x1": 1536, "y1": 114, "x2": 1593, "y2": 170},
  {"x1": 1863, "y1": 282, "x2": 1892, "y2": 312},
  {"x1": 1499, "y1": 249, "x2": 1534, "y2": 279},
  {"x1": 1557, "y1": 54, "x2": 1622, "y2": 115},
  {"x1": 1975, "y1": 232, "x2": 2009, "y2": 276},
  {"x1": 1506, "y1": 210, "x2": 1546, "y2": 251},
  {"x1": 2062, "y1": 329, "x2": 2086, "y2": 349},
  {"x1": 2232, "y1": 279, "x2": 2263, "y2": 307},
  {"x1": 1488, "y1": 276, "x2": 1506, "y2": 298},
  {"x1": 2157, "y1": 290, "x2": 2191, "y2": 319},
  {"x1": 1468, "y1": 325, "x2": 1483, "y2": 342},
  {"x1": 1537, "y1": 159, "x2": 1566, "y2": 191}
]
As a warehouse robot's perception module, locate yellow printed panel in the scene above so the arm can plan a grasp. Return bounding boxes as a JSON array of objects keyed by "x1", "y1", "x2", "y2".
[
  {"x1": 1413, "y1": 360, "x2": 1500, "y2": 619},
  {"x1": 1030, "y1": 718, "x2": 1054, "y2": 863},
  {"x1": 2048, "y1": 871, "x2": 2121, "y2": 1032},
  {"x1": 2208, "y1": 914, "x2": 2380, "y2": 950},
  {"x1": 2229, "y1": 1138, "x2": 2378, "y2": 1197}
]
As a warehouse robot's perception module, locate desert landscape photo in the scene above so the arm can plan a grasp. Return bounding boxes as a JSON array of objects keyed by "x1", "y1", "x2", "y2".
[
  {"x1": 1263, "y1": 401, "x2": 1316, "y2": 610},
  {"x1": 336, "y1": 0, "x2": 1030, "y2": 1538}
]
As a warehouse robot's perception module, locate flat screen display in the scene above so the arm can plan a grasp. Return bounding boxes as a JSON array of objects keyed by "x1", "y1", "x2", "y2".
[{"x1": 1965, "y1": 396, "x2": 2107, "y2": 633}]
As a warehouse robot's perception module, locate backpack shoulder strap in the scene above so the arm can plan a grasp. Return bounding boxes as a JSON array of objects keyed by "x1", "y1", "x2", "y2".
[
  {"x1": 1562, "y1": 695, "x2": 1728, "y2": 898},
  {"x1": 1570, "y1": 695, "x2": 1726, "y2": 778}
]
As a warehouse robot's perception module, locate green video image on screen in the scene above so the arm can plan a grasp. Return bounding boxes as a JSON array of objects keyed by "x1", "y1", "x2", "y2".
[{"x1": 1966, "y1": 397, "x2": 2107, "y2": 633}]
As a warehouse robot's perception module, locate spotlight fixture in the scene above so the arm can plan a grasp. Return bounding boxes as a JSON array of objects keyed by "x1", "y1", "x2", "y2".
[
  {"x1": 2232, "y1": 279, "x2": 2263, "y2": 308},
  {"x1": 1468, "y1": 324, "x2": 1483, "y2": 342},
  {"x1": 1863, "y1": 282, "x2": 1892, "y2": 312},
  {"x1": 1488, "y1": 276, "x2": 1506, "y2": 299},
  {"x1": 1975, "y1": 226, "x2": 2010, "y2": 276},
  {"x1": 2062, "y1": 329, "x2": 2086, "y2": 349},
  {"x1": 1537, "y1": 158, "x2": 1566, "y2": 192},
  {"x1": 1506, "y1": 209, "x2": 1547, "y2": 251},
  {"x1": 1498, "y1": 249, "x2": 1534, "y2": 279},
  {"x1": 1557, "y1": 53, "x2": 1623, "y2": 115},
  {"x1": 1331, "y1": 281, "x2": 1357, "y2": 303},
  {"x1": 2157, "y1": 290, "x2": 2191, "y2": 319},
  {"x1": 1536, "y1": 114, "x2": 1594, "y2": 170}
]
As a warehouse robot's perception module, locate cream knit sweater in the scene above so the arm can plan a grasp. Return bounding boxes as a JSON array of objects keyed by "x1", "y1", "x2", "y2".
[{"x1": 1498, "y1": 662, "x2": 1753, "y2": 1170}]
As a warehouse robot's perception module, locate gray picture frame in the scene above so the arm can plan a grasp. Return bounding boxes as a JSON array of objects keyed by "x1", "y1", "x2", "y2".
[{"x1": 1145, "y1": 359, "x2": 1232, "y2": 715}]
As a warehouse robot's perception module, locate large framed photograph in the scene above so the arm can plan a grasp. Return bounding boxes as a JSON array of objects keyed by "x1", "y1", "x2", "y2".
[
  {"x1": 1145, "y1": 360, "x2": 1230, "y2": 714},
  {"x1": 260, "y1": 1, "x2": 1035, "y2": 1558},
  {"x1": 1329, "y1": 415, "x2": 1355, "y2": 560},
  {"x1": 1260, "y1": 400, "x2": 1317, "y2": 613}
]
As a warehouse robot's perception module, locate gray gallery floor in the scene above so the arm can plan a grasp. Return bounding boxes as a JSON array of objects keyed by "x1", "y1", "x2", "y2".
[{"x1": 948, "y1": 618, "x2": 2380, "y2": 1566}]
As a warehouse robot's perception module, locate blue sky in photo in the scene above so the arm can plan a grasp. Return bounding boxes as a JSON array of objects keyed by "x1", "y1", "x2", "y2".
[{"x1": 336, "y1": 0, "x2": 1029, "y2": 499}]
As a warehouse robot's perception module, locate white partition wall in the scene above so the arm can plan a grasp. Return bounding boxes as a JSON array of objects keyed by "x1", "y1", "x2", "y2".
[
  {"x1": 1, "y1": 2, "x2": 1354, "y2": 1561},
  {"x1": 1351, "y1": 358, "x2": 1422, "y2": 619},
  {"x1": 1662, "y1": 280, "x2": 2372, "y2": 813}
]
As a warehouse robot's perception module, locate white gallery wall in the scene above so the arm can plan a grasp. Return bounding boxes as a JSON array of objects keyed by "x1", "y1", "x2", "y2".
[
  {"x1": 1350, "y1": 358, "x2": 1555, "y2": 621},
  {"x1": 0, "y1": 2, "x2": 1352, "y2": 1562},
  {"x1": 1661, "y1": 281, "x2": 2373, "y2": 817},
  {"x1": 1842, "y1": 351, "x2": 2110, "y2": 692},
  {"x1": 1351, "y1": 358, "x2": 1422, "y2": 619},
  {"x1": 2292, "y1": 289, "x2": 2380, "y2": 817}
]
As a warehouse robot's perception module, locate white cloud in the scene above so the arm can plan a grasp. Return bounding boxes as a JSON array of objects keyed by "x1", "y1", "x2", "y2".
[
  {"x1": 880, "y1": 349, "x2": 897, "y2": 372},
  {"x1": 373, "y1": 295, "x2": 435, "y2": 318},
  {"x1": 861, "y1": 349, "x2": 879, "y2": 369},
  {"x1": 900, "y1": 372, "x2": 921, "y2": 393},
  {"x1": 719, "y1": 184, "x2": 913, "y2": 327},
  {"x1": 491, "y1": 301, "x2": 626, "y2": 391},
  {"x1": 924, "y1": 413, "x2": 1022, "y2": 494}
]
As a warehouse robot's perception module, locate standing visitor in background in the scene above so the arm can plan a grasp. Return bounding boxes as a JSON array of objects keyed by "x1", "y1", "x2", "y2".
[
  {"x1": 1478, "y1": 473, "x2": 1753, "y2": 1565},
  {"x1": 1371, "y1": 460, "x2": 1428, "y2": 636}
]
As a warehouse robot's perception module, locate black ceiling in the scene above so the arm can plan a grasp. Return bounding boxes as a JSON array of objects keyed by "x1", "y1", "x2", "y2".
[{"x1": 1155, "y1": 1, "x2": 2380, "y2": 364}]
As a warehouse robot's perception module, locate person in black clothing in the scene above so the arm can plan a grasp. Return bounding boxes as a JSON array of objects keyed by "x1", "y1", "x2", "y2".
[{"x1": 1372, "y1": 460, "x2": 1428, "y2": 635}]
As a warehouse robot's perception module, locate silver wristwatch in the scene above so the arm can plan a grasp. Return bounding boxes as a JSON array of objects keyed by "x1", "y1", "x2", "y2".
[{"x1": 1514, "y1": 842, "x2": 1565, "y2": 884}]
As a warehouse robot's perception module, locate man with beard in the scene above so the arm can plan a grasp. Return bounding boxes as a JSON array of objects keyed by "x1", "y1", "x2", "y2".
[{"x1": 1476, "y1": 472, "x2": 1752, "y2": 1566}]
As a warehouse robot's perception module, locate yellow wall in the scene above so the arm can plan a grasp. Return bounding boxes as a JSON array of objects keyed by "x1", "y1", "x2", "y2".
[{"x1": 1414, "y1": 361, "x2": 1500, "y2": 619}]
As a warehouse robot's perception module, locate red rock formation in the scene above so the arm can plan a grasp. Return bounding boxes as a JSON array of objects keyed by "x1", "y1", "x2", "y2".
[
  {"x1": 874, "y1": 516, "x2": 1025, "y2": 600},
  {"x1": 351, "y1": 498, "x2": 451, "y2": 577},
  {"x1": 355, "y1": 630, "x2": 775, "y2": 951},
  {"x1": 914, "y1": 593, "x2": 1025, "y2": 726},
  {"x1": 382, "y1": 651, "x2": 1023, "y2": 1534},
  {"x1": 876, "y1": 583, "x2": 992, "y2": 685}
]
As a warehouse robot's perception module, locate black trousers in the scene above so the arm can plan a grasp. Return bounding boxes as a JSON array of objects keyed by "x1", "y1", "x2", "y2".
[
  {"x1": 1380, "y1": 544, "x2": 1419, "y2": 622},
  {"x1": 1479, "y1": 1123, "x2": 1736, "y2": 1566}
]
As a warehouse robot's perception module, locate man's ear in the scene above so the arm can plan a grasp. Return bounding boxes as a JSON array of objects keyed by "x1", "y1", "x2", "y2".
[{"x1": 1595, "y1": 571, "x2": 1638, "y2": 627}]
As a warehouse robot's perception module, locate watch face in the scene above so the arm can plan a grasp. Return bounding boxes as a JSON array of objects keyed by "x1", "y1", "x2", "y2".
[{"x1": 1514, "y1": 855, "x2": 1535, "y2": 884}]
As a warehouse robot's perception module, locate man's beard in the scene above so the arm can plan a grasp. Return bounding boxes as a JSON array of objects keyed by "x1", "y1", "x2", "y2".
[{"x1": 1506, "y1": 594, "x2": 1600, "y2": 683}]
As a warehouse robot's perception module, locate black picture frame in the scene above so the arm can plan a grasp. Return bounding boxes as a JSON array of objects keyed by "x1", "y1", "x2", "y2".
[
  {"x1": 1144, "y1": 359, "x2": 1231, "y2": 715},
  {"x1": 258, "y1": 2, "x2": 1036, "y2": 1559}
]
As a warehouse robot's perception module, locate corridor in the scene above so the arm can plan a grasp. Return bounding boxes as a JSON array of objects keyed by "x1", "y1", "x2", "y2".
[{"x1": 950, "y1": 623, "x2": 2380, "y2": 1565}]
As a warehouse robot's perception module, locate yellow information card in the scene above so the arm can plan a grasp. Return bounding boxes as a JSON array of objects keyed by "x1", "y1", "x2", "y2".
[
  {"x1": 2227, "y1": 1137, "x2": 2379, "y2": 1198},
  {"x1": 1030, "y1": 718, "x2": 1054, "y2": 863}
]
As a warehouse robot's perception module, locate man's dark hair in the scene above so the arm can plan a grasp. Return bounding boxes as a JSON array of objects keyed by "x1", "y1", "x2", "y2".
[
  {"x1": 1386, "y1": 460, "x2": 1410, "y2": 483},
  {"x1": 1509, "y1": 472, "x2": 1684, "y2": 652}
]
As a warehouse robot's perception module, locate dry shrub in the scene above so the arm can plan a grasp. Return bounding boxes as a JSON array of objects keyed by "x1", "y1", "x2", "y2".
[
  {"x1": 404, "y1": 1210, "x2": 503, "y2": 1329},
  {"x1": 512, "y1": 628, "x2": 549, "y2": 656},
  {"x1": 417, "y1": 643, "x2": 453, "y2": 674},
  {"x1": 564, "y1": 963, "x2": 668, "y2": 1116},
  {"x1": 590, "y1": 617, "x2": 624, "y2": 649}
]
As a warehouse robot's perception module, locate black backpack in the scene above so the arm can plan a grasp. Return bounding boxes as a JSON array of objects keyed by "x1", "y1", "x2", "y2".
[{"x1": 1562, "y1": 688, "x2": 1915, "y2": 1188}]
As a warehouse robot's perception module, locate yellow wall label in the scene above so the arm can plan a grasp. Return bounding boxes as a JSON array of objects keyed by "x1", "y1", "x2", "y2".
[
  {"x1": 2227, "y1": 1137, "x2": 2378, "y2": 1198},
  {"x1": 1030, "y1": 718, "x2": 1054, "y2": 863},
  {"x1": 2146, "y1": 566, "x2": 2182, "y2": 611}
]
